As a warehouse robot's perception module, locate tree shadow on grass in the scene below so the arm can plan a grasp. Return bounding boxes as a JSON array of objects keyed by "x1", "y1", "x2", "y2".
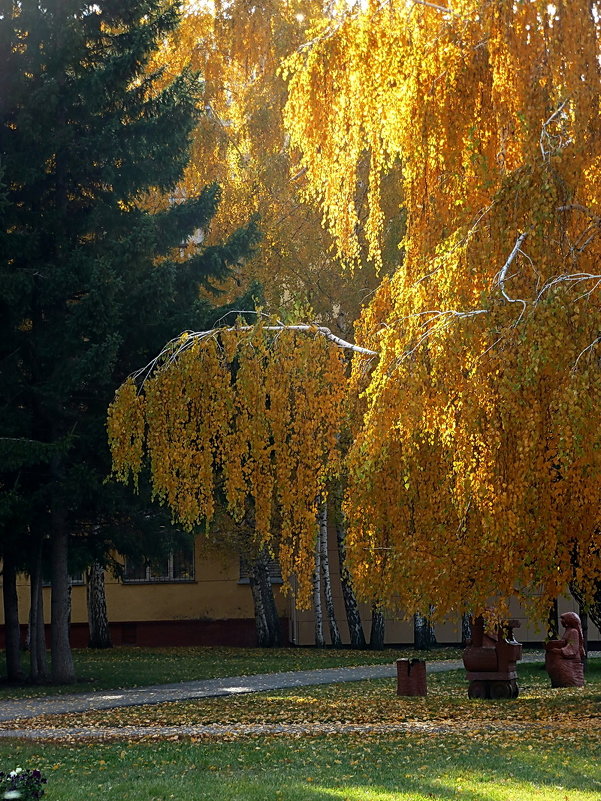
[{"x1": 281, "y1": 736, "x2": 601, "y2": 801}]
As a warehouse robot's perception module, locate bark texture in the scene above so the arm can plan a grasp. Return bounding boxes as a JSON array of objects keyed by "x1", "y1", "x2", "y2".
[
  {"x1": 547, "y1": 599, "x2": 559, "y2": 640},
  {"x1": 370, "y1": 604, "x2": 385, "y2": 650},
  {"x1": 87, "y1": 562, "x2": 112, "y2": 649},
  {"x1": 2, "y1": 553, "x2": 24, "y2": 682},
  {"x1": 247, "y1": 548, "x2": 281, "y2": 647},
  {"x1": 461, "y1": 613, "x2": 472, "y2": 647},
  {"x1": 318, "y1": 500, "x2": 342, "y2": 647},
  {"x1": 413, "y1": 612, "x2": 436, "y2": 650},
  {"x1": 333, "y1": 481, "x2": 366, "y2": 648},
  {"x1": 28, "y1": 536, "x2": 49, "y2": 683},
  {"x1": 313, "y1": 528, "x2": 325, "y2": 647},
  {"x1": 50, "y1": 505, "x2": 75, "y2": 683},
  {"x1": 571, "y1": 581, "x2": 601, "y2": 634}
]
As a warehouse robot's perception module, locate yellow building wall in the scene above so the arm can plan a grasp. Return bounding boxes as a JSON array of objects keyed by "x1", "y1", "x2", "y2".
[
  {"x1": 2, "y1": 529, "x2": 599, "y2": 647},
  {"x1": 6, "y1": 539, "x2": 288, "y2": 626}
]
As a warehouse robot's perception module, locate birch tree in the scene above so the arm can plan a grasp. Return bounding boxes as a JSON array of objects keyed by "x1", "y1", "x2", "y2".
[
  {"x1": 108, "y1": 324, "x2": 347, "y2": 608},
  {"x1": 284, "y1": 0, "x2": 601, "y2": 620}
]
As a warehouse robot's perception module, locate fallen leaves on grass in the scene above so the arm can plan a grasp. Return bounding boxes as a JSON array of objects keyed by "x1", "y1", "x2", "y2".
[{"x1": 2, "y1": 663, "x2": 599, "y2": 745}]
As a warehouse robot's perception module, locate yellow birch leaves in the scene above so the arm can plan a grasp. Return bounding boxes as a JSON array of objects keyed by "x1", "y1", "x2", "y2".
[
  {"x1": 107, "y1": 327, "x2": 346, "y2": 605},
  {"x1": 285, "y1": 0, "x2": 601, "y2": 618},
  {"x1": 108, "y1": 1, "x2": 601, "y2": 622}
]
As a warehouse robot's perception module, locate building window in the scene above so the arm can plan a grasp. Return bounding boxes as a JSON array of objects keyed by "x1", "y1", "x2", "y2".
[
  {"x1": 123, "y1": 543, "x2": 195, "y2": 583},
  {"x1": 238, "y1": 556, "x2": 282, "y2": 585},
  {"x1": 42, "y1": 572, "x2": 85, "y2": 588}
]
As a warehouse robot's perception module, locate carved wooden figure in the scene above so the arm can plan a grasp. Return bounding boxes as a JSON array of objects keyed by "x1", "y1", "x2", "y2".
[
  {"x1": 463, "y1": 617, "x2": 522, "y2": 699},
  {"x1": 545, "y1": 612, "x2": 586, "y2": 688}
]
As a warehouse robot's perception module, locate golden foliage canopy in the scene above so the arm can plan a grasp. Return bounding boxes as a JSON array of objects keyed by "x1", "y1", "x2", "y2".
[
  {"x1": 107, "y1": 325, "x2": 346, "y2": 605},
  {"x1": 148, "y1": 0, "x2": 389, "y2": 336},
  {"x1": 285, "y1": 0, "x2": 601, "y2": 619}
]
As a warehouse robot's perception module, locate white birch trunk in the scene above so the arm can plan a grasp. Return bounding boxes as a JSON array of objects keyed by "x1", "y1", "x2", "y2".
[
  {"x1": 333, "y1": 482, "x2": 366, "y2": 648},
  {"x1": 414, "y1": 610, "x2": 436, "y2": 650},
  {"x1": 370, "y1": 603, "x2": 385, "y2": 650},
  {"x1": 318, "y1": 499, "x2": 342, "y2": 647},
  {"x1": 461, "y1": 613, "x2": 472, "y2": 647},
  {"x1": 313, "y1": 519, "x2": 325, "y2": 647}
]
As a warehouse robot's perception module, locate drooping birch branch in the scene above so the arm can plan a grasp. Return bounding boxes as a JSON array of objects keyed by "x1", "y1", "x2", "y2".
[
  {"x1": 297, "y1": 0, "x2": 455, "y2": 55},
  {"x1": 130, "y1": 222, "x2": 601, "y2": 386},
  {"x1": 573, "y1": 336, "x2": 601, "y2": 372},
  {"x1": 537, "y1": 272, "x2": 601, "y2": 302},
  {"x1": 132, "y1": 321, "x2": 379, "y2": 385}
]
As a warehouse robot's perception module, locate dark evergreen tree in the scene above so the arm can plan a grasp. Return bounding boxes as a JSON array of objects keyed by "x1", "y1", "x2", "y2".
[{"x1": 0, "y1": 0, "x2": 260, "y2": 683}]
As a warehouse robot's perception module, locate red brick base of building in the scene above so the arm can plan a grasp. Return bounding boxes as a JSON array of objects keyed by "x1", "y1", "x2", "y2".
[{"x1": 0, "y1": 618, "x2": 290, "y2": 649}]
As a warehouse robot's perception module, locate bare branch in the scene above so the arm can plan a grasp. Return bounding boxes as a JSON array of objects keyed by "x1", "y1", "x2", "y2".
[
  {"x1": 543, "y1": 98, "x2": 570, "y2": 130},
  {"x1": 557, "y1": 204, "x2": 601, "y2": 221},
  {"x1": 573, "y1": 336, "x2": 601, "y2": 372},
  {"x1": 412, "y1": 0, "x2": 455, "y2": 13},
  {"x1": 394, "y1": 308, "x2": 489, "y2": 364},
  {"x1": 536, "y1": 272, "x2": 601, "y2": 302},
  {"x1": 297, "y1": 19, "x2": 345, "y2": 52},
  {"x1": 289, "y1": 166, "x2": 308, "y2": 182},
  {"x1": 494, "y1": 232, "x2": 529, "y2": 321},
  {"x1": 540, "y1": 98, "x2": 571, "y2": 161}
]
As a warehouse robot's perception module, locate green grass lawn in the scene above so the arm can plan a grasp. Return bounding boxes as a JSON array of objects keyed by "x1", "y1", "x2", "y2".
[
  {"x1": 2, "y1": 731, "x2": 600, "y2": 801},
  {"x1": 0, "y1": 645, "x2": 463, "y2": 700},
  {"x1": 0, "y1": 660, "x2": 599, "y2": 801}
]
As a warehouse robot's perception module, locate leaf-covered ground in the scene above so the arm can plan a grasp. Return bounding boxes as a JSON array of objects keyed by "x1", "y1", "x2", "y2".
[
  {"x1": 1, "y1": 661, "x2": 599, "y2": 800},
  {"x1": 4, "y1": 662, "x2": 599, "y2": 739}
]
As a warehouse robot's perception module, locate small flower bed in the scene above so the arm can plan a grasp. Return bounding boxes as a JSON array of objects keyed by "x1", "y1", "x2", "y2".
[{"x1": 0, "y1": 768, "x2": 47, "y2": 801}]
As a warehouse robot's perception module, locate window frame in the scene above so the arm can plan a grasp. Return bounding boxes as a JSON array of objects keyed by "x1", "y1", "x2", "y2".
[
  {"x1": 238, "y1": 556, "x2": 283, "y2": 585},
  {"x1": 122, "y1": 545, "x2": 195, "y2": 585}
]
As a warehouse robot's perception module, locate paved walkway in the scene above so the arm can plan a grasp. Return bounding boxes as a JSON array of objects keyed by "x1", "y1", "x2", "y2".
[
  {"x1": 1, "y1": 651, "x2": 591, "y2": 741},
  {"x1": 0, "y1": 660, "x2": 464, "y2": 723}
]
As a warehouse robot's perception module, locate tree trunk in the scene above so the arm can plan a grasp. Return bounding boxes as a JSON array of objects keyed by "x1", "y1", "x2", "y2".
[
  {"x1": 256, "y1": 549, "x2": 281, "y2": 647},
  {"x1": 318, "y1": 500, "x2": 342, "y2": 647},
  {"x1": 461, "y1": 613, "x2": 472, "y2": 647},
  {"x1": 547, "y1": 598, "x2": 559, "y2": 640},
  {"x1": 579, "y1": 602, "x2": 588, "y2": 668},
  {"x1": 370, "y1": 604, "x2": 385, "y2": 650},
  {"x1": 313, "y1": 525, "x2": 325, "y2": 647},
  {"x1": 29, "y1": 537, "x2": 49, "y2": 683},
  {"x1": 333, "y1": 490, "x2": 365, "y2": 648},
  {"x1": 86, "y1": 562, "x2": 112, "y2": 649},
  {"x1": 248, "y1": 562, "x2": 270, "y2": 647},
  {"x1": 247, "y1": 548, "x2": 281, "y2": 647},
  {"x1": 414, "y1": 611, "x2": 436, "y2": 650},
  {"x1": 50, "y1": 499, "x2": 75, "y2": 683},
  {"x1": 570, "y1": 580, "x2": 601, "y2": 632},
  {"x1": 2, "y1": 552, "x2": 24, "y2": 682}
]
